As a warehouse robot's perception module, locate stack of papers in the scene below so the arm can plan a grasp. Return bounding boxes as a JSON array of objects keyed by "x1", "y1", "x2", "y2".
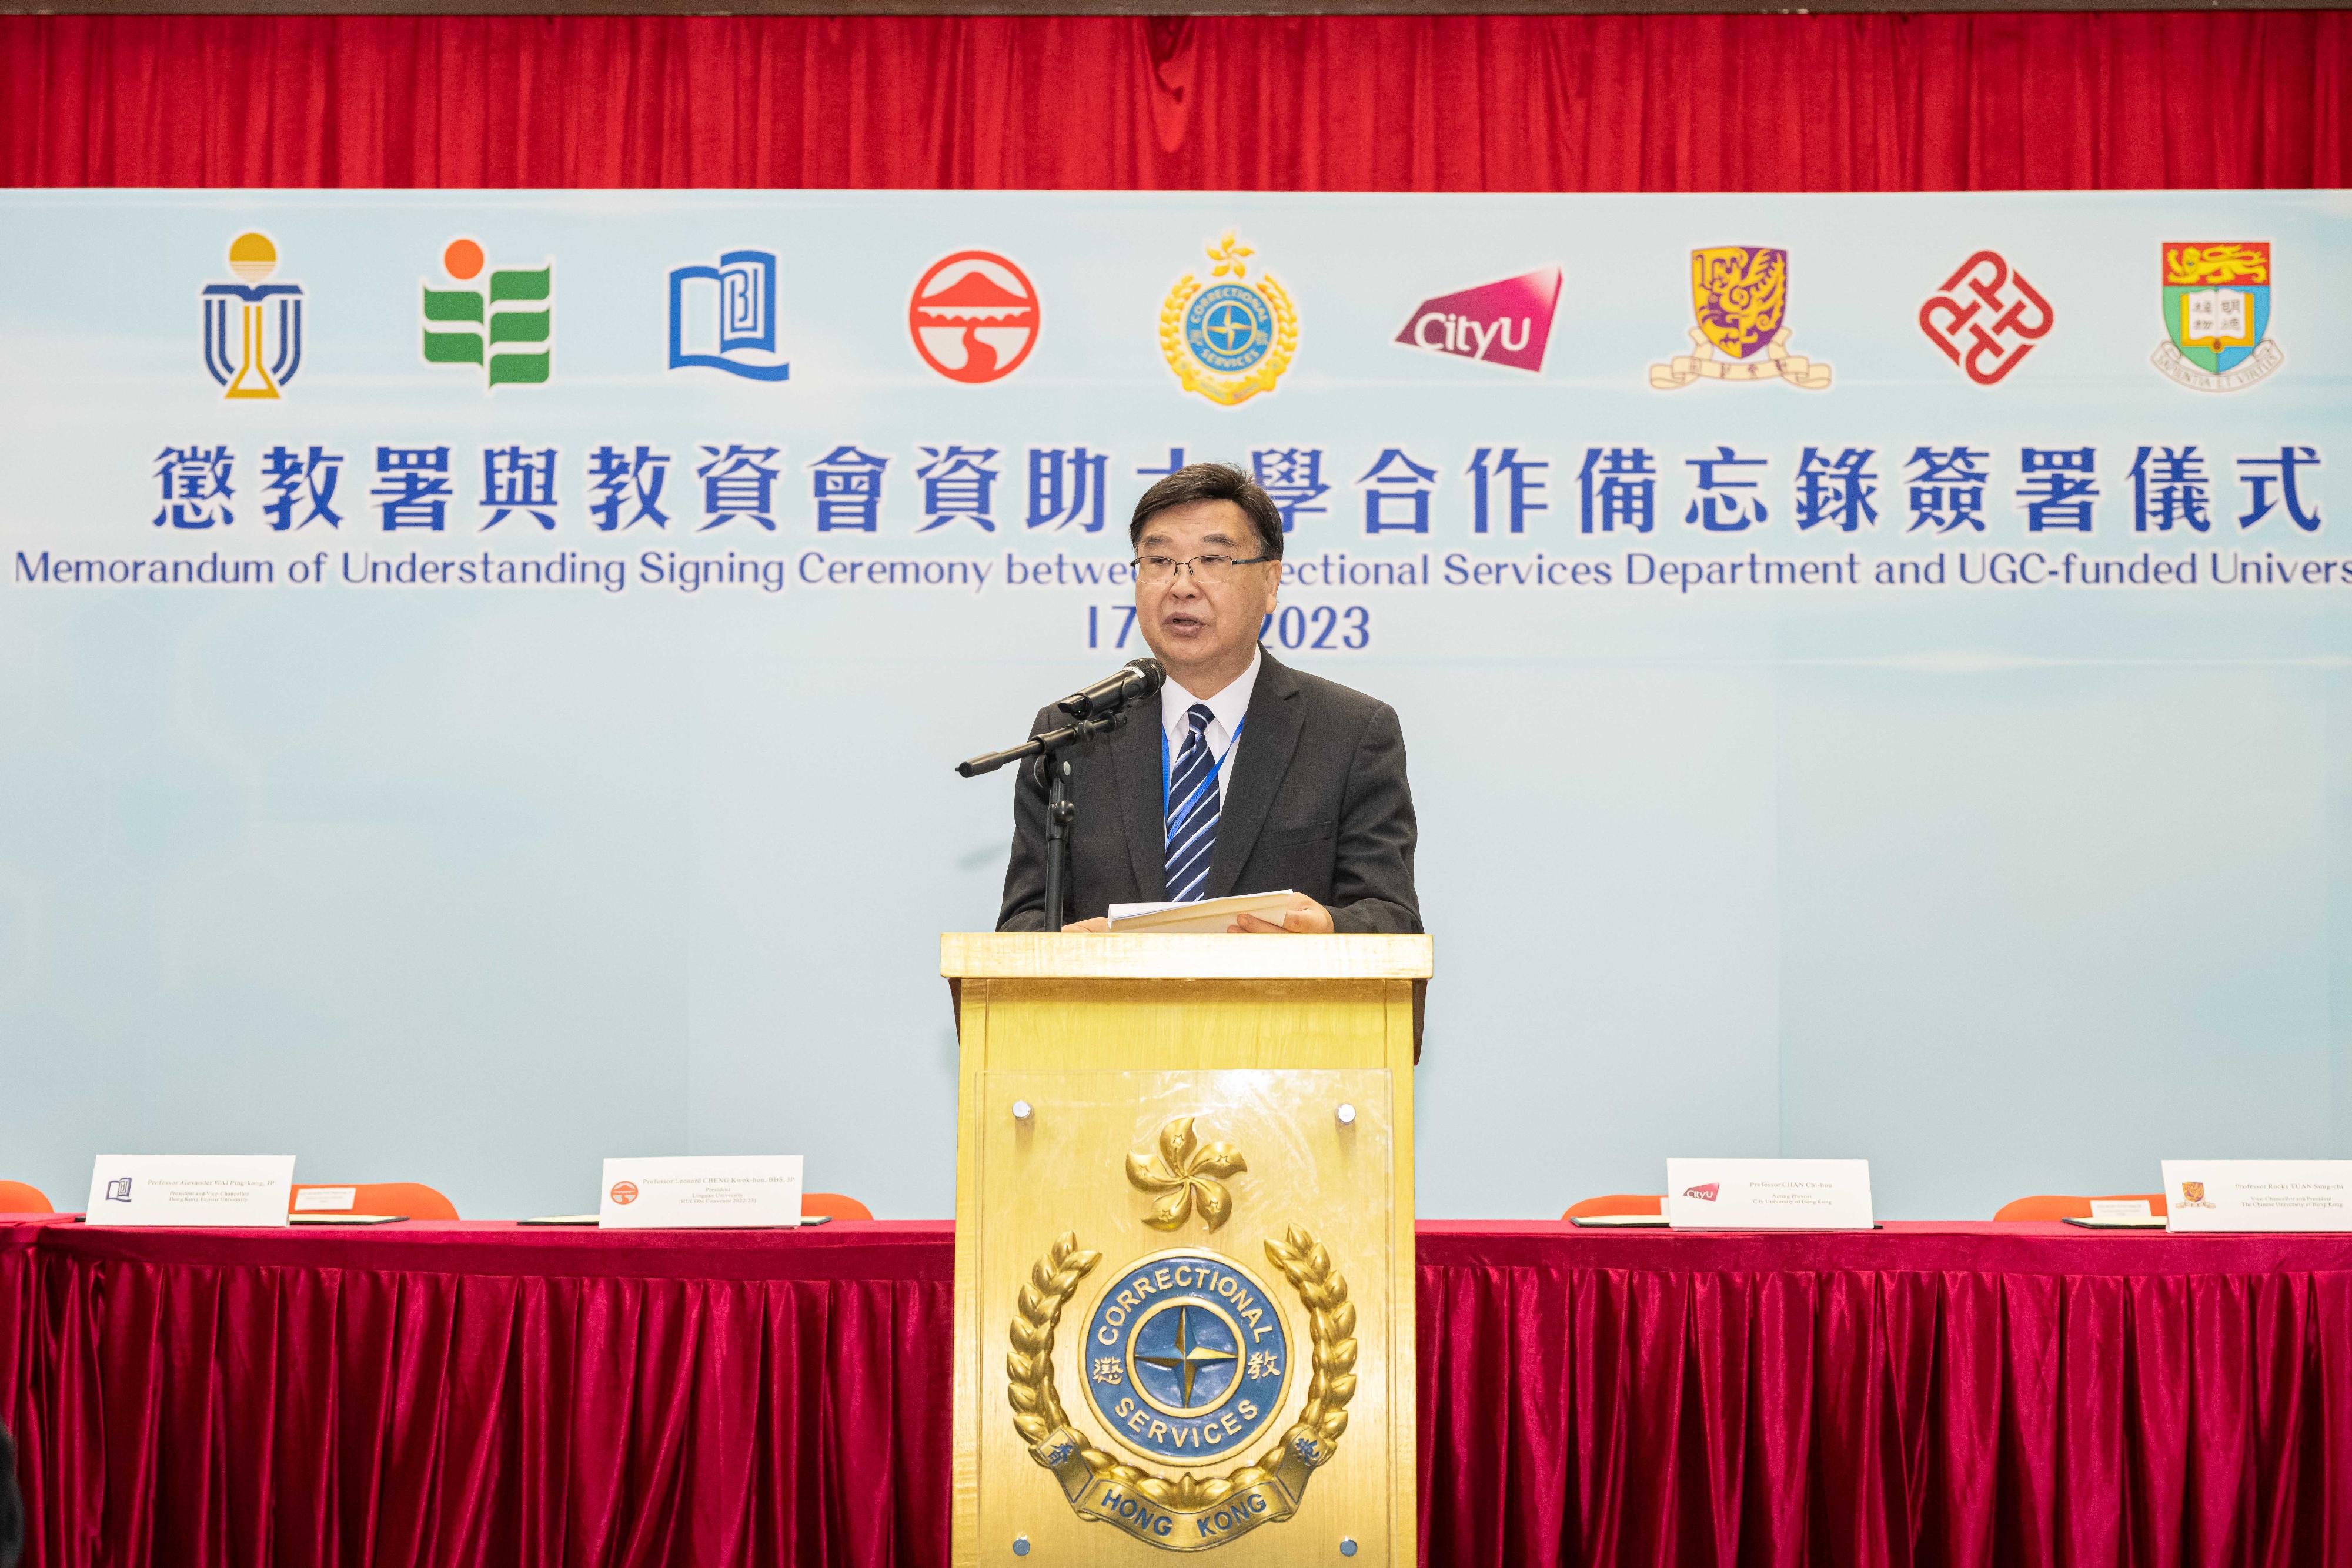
[{"x1": 1107, "y1": 891, "x2": 1298, "y2": 934}]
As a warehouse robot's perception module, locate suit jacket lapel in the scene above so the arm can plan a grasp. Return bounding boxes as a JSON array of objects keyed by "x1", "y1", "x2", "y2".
[
  {"x1": 1110, "y1": 696, "x2": 1167, "y2": 902},
  {"x1": 1201, "y1": 651, "x2": 1302, "y2": 901}
]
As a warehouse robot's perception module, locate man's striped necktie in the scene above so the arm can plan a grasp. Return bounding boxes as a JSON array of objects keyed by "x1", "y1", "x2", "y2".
[{"x1": 1164, "y1": 703, "x2": 1220, "y2": 902}]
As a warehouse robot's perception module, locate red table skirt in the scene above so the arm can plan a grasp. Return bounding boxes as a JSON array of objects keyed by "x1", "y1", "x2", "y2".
[{"x1": 2, "y1": 1218, "x2": 2348, "y2": 1567}]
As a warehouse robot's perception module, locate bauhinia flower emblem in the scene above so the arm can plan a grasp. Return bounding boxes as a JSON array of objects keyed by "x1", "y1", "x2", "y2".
[{"x1": 1125, "y1": 1116, "x2": 1248, "y2": 1232}]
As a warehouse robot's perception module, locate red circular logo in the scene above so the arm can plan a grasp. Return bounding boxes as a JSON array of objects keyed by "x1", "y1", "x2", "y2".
[
  {"x1": 909, "y1": 251, "x2": 1040, "y2": 384},
  {"x1": 609, "y1": 1181, "x2": 639, "y2": 1206}
]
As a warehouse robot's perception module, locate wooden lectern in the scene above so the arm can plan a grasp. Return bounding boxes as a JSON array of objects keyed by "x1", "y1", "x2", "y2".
[{"x1": 942, "y1": 932, "x2": 1431, "y2": 1566}]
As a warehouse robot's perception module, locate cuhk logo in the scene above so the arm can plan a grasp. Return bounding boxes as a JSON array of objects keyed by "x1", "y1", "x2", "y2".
[
  {"x1": 1682, "y1": 1183, "x2": 1719, "y2": 1202},
  {"x1": 1395, "y1": 267, "x2": 1561, "y2": 373},
  {"x1": 909, "y1": 252, "x2": 1038, "y2": 383}
]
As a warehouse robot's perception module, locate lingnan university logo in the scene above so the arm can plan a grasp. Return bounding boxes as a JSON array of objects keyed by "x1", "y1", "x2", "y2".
[
  {"x1": 1161, "y1": 233, "x2": 1298, "y2": 406},
  {"x1": 909, "y1": 251, "x2": 1039, "y2": 383},
  {"x1": 1008, "y1": 1116, "x2": 1351, "y2": 1552},
  {"x1": 2152, "y1": 241, "x2": 2281, "y2": 393},
  {"x1": 1651, "y1": 246, "x2": 1830, "y2": 391},
  {"x1": 1918, "y1": 250, "x2": 2052, "y2": 386}
]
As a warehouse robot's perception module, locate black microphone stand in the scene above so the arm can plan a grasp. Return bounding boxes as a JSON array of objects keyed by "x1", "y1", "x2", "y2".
[{"x1": 956, "y1": 707, "x2": 1132, "y2": 933}]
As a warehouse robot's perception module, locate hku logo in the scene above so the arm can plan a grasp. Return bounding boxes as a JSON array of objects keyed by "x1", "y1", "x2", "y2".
[
  {"x1": 669, "y1": 249, "x2": 790, "y2": 381},
  {"x1": 1919, "y1": 250, "x2": 2053, "y2": 386},
  {"x1": 2152, "y1": 241, "x2": 2281, "y2": 393},
  {"x1": 202, "y1": 231, "x2": 304, "y2": 400},
  {"x1": 421, "y1": 238, "x2": 552, "y2": 387},
  {"x1": 1394, "y1": 267, "x2": 1561, "y2": 373}
]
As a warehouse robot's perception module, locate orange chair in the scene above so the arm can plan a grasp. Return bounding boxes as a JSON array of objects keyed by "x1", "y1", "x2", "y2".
[
  {"x1": 0, "y1": 1181, "x2": 53, "y2": 1213},
  {"x1": 1994, "y1": 1192, "x2": 2169, "y2": 1222},
  {"x1": 804, "y1": 1192, "x2": 874, "y2": 1221},
  {"x1": 1561, "y1": 1193, "x2": 1663, "y2": 1221},
  {"x1": 289, "y1": 1182, "x2": 460, "y2": 1220}
]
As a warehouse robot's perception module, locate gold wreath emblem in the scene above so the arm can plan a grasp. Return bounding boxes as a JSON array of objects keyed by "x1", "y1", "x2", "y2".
[
  {"x1": 1159, "y1": 235, "x2": 1298, "y2": 407},
  {"x1": 1007, "y1": 1228, "x2": 1355, "y2": 1548}
]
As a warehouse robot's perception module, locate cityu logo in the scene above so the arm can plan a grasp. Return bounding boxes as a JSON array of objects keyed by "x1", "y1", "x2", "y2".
[
  {"x1": 1682, "y1": 1183, "x2": 1720, "y2": 1202},
  {"x1": 1394, "y1": 266, "x2": 1562, "y2": 373}
]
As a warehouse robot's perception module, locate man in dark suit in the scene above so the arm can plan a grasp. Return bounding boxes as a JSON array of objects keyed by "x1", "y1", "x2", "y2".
[{"x1": 997, "y1": 463, "x2": 1419, "y2": 934}]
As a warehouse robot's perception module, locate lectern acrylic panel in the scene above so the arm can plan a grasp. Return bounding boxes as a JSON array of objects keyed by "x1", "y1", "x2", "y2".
[
  {"x1": 978, "y1": 1071, "x2": 1395, "y2": 1562},
  {"x1": 944, "y1": 933, "x2": 1426, "y2": 1568}
]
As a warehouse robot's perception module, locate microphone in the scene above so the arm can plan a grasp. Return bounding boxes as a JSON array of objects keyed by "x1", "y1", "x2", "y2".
[{"x1": 1057, "y1": 657, "x2": 1165, "y2": 719}]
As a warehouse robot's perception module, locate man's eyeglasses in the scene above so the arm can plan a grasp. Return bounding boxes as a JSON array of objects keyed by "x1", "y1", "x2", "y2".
[{"x1": 1132, "y1": 552, "x2": 1276, "y2": 583}]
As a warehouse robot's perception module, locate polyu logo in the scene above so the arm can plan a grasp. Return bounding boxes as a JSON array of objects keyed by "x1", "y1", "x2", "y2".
[
  {"x1": 1682, "y1": 1183, "x2": 1720, "y2": 1202},
  {"x1": 1395, "y1": 266, "x2": 1561, "y2": 373}
]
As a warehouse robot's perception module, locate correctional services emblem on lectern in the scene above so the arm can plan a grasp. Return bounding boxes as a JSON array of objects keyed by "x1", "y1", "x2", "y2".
[
  {"x1": 1160, "y1": 234, "x2": 1299, "y2": 406},
  {"x1": 1007, "y1": 1116, "x2": 1353, "y2": 1552},
  {"x1": 1649, "y1": 245, "x2": 1831, "y2": 390}
]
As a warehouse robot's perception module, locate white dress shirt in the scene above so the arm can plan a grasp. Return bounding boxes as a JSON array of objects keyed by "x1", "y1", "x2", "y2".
[{"x1": 1160, "y1": 648, "x2": 1261, "y2": 809}]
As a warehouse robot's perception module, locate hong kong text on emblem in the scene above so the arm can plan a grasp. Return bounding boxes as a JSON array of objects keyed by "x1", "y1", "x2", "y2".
[
  {"x1": 2151, "y1": 241, "x2": 2282, "y2": 393},
  {"x1": 1007, "y1": 1116, "x2": 1354, "y2": 1552},
  {"x1": 1650, "y1": 246, "x2": 1830, "y2": 391},
  {"x1": 1918, "y1": 250, "x2": 2052, "y2": 386},
  {"x1": 1161, "y1": 234, "x2": 1298, "y2": 406}
]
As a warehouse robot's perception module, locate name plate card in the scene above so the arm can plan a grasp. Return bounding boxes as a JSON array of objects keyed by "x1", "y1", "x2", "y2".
[
  {"x1": 599, "y1": 1155, "x2": 803, "y2": 1229},
  {"x1": 1666, "y1": 1157, "x2": 1875, "y2": 1231},
  {"x1": 86, "y1": 1155, "x2": 296, "y2": 1227},
  {"x1": 2163, "y1": 1160, "x2": 2352, "y2": 1233}
]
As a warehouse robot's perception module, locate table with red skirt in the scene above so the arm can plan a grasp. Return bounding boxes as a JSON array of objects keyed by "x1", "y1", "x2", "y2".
[{"x1": 1, "y1": 1216, "x2": 2346, "y2": 1567}]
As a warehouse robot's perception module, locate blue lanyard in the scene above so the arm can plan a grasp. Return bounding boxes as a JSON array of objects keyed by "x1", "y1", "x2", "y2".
[{"x1": 1162, "y1": 715, "x2": 1247, "y2": 842}]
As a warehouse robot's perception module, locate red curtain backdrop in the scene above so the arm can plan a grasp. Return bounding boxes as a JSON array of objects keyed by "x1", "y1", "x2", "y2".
[{"x1": 2, "y1": 11, "x2": 2347, "y2": 190}]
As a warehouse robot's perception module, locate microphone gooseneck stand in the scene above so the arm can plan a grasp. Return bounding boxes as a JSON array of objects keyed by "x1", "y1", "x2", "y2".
[{"x1": 956, "y1": 707, "x2": 1132, "y2": 934}]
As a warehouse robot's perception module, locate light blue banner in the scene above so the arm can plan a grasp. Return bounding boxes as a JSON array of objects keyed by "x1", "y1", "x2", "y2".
[{"x1": 1, "y1": 189, "x2": 2347, "y2": 1219}]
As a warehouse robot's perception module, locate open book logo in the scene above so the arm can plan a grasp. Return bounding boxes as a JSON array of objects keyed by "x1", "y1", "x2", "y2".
[
  {"x1": 104, "y1": 1176, "x2": 133, "y2": 1202},
  {"x1": 669, "y1": 250, "x2": 790, "y2": 382},
  {"x1": 1682, "y1": 1182, "x2": 1719, "y2": 1202}
]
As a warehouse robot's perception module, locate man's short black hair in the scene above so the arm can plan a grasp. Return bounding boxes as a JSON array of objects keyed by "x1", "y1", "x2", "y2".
[{"x1": 1128, "y1": 463, "x2": 1284, "y2": 561}]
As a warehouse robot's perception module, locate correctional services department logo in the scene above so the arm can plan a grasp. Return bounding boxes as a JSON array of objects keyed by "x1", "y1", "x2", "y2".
[
  {"x1": 1650, "y1": 245, "x2": 1830, "y2": 390},
  {"x1": 1008, "y1": 1117, "x2": 1352, "y2": 1552},
  {"x1": 2152, "y1": 241, "x2": 2282, "y2": 393},
  {"x1": 1161, "y1": 233, "x2": 1297, "y2": 406},
  {"x1": 422, "y1": 238, "x2": 552, "y2": 388},
  {"x1": 202, "y1": 231, "x2": 304, "y2": 400},
  {"x1": 910, "y1": 251, "x2": 1039, "y2": 383},
  {"x1": 1080, "y1": 1251, "x2": 1291, "y2": 1465}
]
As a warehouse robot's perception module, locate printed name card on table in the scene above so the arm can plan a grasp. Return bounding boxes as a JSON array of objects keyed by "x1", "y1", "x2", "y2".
[
  {"x1": 599, "y1": 1156, "x2": 804, "y2": 1229},
  {"x1": 85, "y1": 1155, "x2": 297, "y2": 1226},
  {"x1": 2162, "y1": 1160, "x2": 2352, "y2": 1232},
  {"x1": 1666, "y1": 1158, "x2": 1875, "y2": 1231}
]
